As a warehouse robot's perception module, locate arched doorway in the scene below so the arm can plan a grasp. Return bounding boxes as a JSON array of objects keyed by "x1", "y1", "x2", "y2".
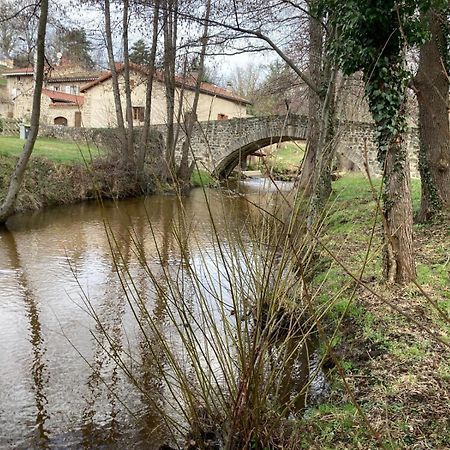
[{"x1": 54, "y1": 116, "x2": 68, "y2": 126}]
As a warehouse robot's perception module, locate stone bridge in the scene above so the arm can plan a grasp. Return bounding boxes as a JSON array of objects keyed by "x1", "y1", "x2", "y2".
[
  {"x1": 40, "y1": 114, "x2": 420, "y2": 179},
  {"x1": 158, "y1": 114, "x2": 420, "y2": 179}
]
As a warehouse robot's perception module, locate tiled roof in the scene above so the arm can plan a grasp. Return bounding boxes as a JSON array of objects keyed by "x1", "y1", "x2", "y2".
[
  {"x1": 80, "y1": 62, "x2": 252, "y2": 105},
  {"x1": 2, "y1": 66, "x2": 36, "y2": 75},
  {"x1": 42, "y1": 88, "x2": 84, "y2": 106},
  {"x1": 47, "y1": 73, "x2": 101, "y2": 83},
  {"x1": 3, "y1": 66, "x2": 101, "y2": 83}
]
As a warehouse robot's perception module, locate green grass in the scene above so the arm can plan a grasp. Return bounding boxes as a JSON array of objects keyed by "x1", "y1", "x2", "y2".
[
  {"x1": 0, "y1": 136, "x2": 103, "y2": 164},
  {"x1": 264, "y1": 142, "x2": 305, "y2": 173},
  {"x1": 305, "y1": 174, "x2": 450, "y2": 449},
  {"x1": 191, "y1": 168, "x2": 216, "y2": 187}
]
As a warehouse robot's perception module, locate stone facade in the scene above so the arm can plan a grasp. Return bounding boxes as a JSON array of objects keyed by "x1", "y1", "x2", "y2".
[{"x1": 39, "y1": 114, "x2": 421, "y2": 179}]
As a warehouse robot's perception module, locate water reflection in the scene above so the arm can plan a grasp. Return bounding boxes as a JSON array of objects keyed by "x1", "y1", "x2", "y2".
[
  {"x1": 1, "y1": 230, "x2": 50, "y2": 449},
  {"x1": 0, "y1": 180, "x2": 296, "y2": 448}
]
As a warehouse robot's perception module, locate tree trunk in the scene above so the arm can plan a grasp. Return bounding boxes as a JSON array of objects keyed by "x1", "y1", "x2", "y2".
[
  {"x1": 414, "y1": 9, "x2": 450, "y2": 221},
  {"x1": 122, "y1": 0, "x2": 134, "y2": 160},
  {"x1": 139, "y1": 0, "x2": 161, "y2": 174},
  {"x1": 0, "y1": 0, "x2": 48, "y2": 224},
  {"x1": 298, "y1": 9, "x2": 323, "y2": 195},
  {"x1": 382, "y1": 138, "x2": 416, "y2": 283},
  {"x1": 306, "y1": 23, "x2": 338, "y2": 228},
  {"x1": 176, "y1": 0, "x2": 211, "y2": 187},
  {"x1": 162, "y1": 0, "x2": 178, "y2": 181},
  {"x1": 368, "y1": 73, "x2": 416, "y2": 284},
  {"x1": 104, "y1": 0, "x2": 127, "y2": 155}
]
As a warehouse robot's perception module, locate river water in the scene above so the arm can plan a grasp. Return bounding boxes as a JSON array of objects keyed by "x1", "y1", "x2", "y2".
[{"x1": 0, "y1": 179, "x2": 300, "y2": 449}]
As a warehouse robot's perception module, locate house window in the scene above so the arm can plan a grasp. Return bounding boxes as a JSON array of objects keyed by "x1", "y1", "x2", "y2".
[
  {"x1": 53, "y1": 86, "x2": 60, "y2": 91},
  {"x1": 70, "y1": 85, "x2": 79, "y2": 95},
  {"x1": 217, "y1": 113, "x2": 228, "y2": 120},
  {"x1": 133, "y1": 106, "x2": 145, "y2": 122}
]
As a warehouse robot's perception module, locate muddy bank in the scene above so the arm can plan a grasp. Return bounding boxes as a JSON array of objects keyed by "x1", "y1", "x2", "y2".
[{"x1": 0, "y1": 154, "x2": 156, "y2": 215}]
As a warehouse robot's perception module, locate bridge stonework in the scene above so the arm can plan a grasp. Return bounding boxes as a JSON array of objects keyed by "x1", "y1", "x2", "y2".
[{"x1": 161, "y1": 114, "x2": 420, "y2": 179}]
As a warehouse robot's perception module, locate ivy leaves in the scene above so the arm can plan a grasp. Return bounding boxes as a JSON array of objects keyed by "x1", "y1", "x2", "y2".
[{"x1": 317, "y1": 0, "x2": 437, "y2": 166}]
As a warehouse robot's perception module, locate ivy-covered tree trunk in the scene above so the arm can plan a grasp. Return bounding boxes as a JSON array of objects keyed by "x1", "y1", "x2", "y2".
[
  {"x1": 366, "y1": 60, "x2": 416, "y2": 284},
  {"x1": 382, "y1": 134, "x2": 416, "y2": 283},
  {"x1": 414, "y1": 9, "x2": 450, "y2": 221}
]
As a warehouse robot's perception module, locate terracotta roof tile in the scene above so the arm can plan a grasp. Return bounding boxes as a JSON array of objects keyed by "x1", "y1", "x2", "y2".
[
  {"x1": 3, "y1": 66, "x2": 101, "y2": 82},
  {"x1": 80, "y1": 63, "x2": 252, "y2": 105},
  {"x1": 42, "y1": 88, "x2": 84, "y2": 106}
]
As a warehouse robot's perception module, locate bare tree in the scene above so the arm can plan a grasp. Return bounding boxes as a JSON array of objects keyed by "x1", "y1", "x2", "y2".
[
  {"x1": 139, "y1": 0, "x2": 161, "y2": 174},
  {"x1": 414, "y1": 8, "x2": 450, "y2": 221},
  {"x1": 122, "y1": 0, "x2": 135, "y2": 159},
  {"x1": 162, "y1": 0, "x2": 178, "y2": 180},
  {"x1": 0, "y1": 0, "x2": 49, "y2": 224},
  {"x1": 177, "y1": 0, "x2": 212, "y2": 186},
  {"x1": 103, "y1": 0, "x2": 128, "y2": 158}
]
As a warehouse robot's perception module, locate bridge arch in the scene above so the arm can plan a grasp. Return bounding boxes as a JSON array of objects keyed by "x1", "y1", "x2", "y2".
[{"x1": 212, "y1": 121, "x2": 308, "y2": 179}]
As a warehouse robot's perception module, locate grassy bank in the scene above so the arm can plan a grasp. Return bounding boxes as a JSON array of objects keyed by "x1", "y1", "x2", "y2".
[
  {"x1": 191, "y1": 168, "x2": 216, "y2": 187},
  {"x1": 300, "y1": 175, "x2": 450, "y2": 449},
  {"x1": 0, "y1": 146, "x2": 153, "y2": 214},
  {"x1": 249, "y1": 142, "x2": 305, "y2": 178},
  {"x1": 0, "y1": 136, "x2": 102, "y2": 163},
  {"x1": 0, "y1": 139, "x2": 216, "y2": 214}
]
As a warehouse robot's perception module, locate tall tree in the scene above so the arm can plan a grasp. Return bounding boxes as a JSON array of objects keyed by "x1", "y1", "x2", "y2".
[
  {"x1": 320, "y1": 0, "x2": 428, "y2": 283},
  {"x1": 130, "y1": 39, "x2": 151, "y2": 65},
  {"x1": 122, "y1": 0, "x2": 135, "y2": 159},
  {"x1": 139, "y1": 0, "x2": 161, "y2": 176},
  {"x1": 177, "y1": 0, "x2": 212, "y2": 186},
  {"x1": 185, "y1": 1, "x2": 339, "y2": 209},
  {"x1": 414, "y1": 6, "x2": 450, "y2": 221},
  {"x1": 53, "y1": 28, "x2": 94, "y2": 68},
  {"x1": 162, "y1": 0, "x2": 178, "y2": 180},
  {"x1": 103, "y1": 0, "x2": 128, "y2": 158},
  {"x1": 0, "y1": 0, "x2": 49, "y2": 224}
]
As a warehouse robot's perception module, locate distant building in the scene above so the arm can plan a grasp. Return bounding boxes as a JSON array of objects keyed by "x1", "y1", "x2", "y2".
[
  {"x1": 2, "y1": 60, "x2": 252, "y2": 127},
  {"x1": 0, "y1": 55, "x2": 14, "y2": 69}
]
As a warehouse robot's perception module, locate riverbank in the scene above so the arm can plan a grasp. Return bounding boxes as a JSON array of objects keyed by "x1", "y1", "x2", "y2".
[
  {"x1": 301, "y1": 176, "x2": 450, "y2": 449},
  {"x1": 0, "y1": 153, "x2": 154, "y2": 215},
  {"x1": 0, "y1": 150, "x2": 215, "y2": 217}
]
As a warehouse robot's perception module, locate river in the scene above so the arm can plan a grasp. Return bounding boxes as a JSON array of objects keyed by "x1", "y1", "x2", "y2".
[{"x1": 0, "y1": 178, "x2": 302, "y2": 449}]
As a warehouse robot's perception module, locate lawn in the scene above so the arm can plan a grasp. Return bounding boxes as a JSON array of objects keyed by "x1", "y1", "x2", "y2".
[
  {"x1": 0, "y1": 135, "x2": 103, "y2": 164},
  {"x1": 266, "y1": 141, "x2": 305, "y2": 173}
]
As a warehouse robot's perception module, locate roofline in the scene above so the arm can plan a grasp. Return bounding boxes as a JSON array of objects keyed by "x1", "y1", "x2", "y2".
[
  {"x1": 3, "y1": 70, "x2": 34, "y2": 76},
  {"x1": 47, "y1": 77, "x2": 99, "y2": 83},
  {"x1": 80, "y1": 63, "x2": 252, "y2": 105}
]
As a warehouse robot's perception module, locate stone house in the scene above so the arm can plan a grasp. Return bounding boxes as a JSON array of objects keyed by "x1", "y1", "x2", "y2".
[
  {"x1": 1, "y1": 60, "x2": 251, "y2": 128},
  {"x1": 2, "y1": 60, "x2": 99, "y2": 125},
  {"x1": 79, "y1": 63, "x2": 251, "y2": 127}
]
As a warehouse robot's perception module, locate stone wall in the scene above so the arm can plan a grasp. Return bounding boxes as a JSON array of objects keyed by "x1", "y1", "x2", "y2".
[
  {"x1": 39, "y1": 115, "x2": 421, "y2": 179},
  {"x1": 335, "y1": 121, "x2": 419, "y2": 178}
]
